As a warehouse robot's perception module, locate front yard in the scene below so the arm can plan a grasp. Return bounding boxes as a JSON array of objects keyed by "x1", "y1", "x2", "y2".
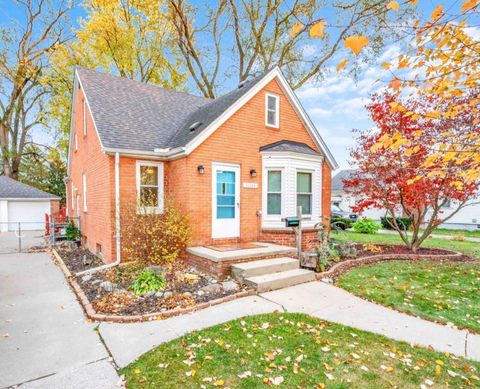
[
  {"x1": 335, "y1": 231, "x2": 480, "y2": 259},
  {"x1": 337, "y1": 261, "x2": 480, "y2": 334},
  {"x1": 122, "y1": 313, "x2": 480, "y2": 388}
]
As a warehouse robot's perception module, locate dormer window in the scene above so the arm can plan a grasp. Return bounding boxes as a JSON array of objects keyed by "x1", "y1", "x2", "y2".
[{"x1": 265, "y1": 93, "x2": 279, "y2": 128}]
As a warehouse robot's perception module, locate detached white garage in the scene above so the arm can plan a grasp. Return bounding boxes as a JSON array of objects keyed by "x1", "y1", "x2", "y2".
[{"x1": 0, "y1": 176, "x2": 60, "y2": 232}]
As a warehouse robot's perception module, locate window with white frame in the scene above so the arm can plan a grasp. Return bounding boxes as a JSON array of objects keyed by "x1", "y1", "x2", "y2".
[
  {"x1": 267, "y1": 170, "x2": 282, "y2": 215},
  {"x1": 136, "y1": 162, "x2": 163, "y2": 213},
  {"x1": 297, "y1": 172, "x2": 312, "y2": 215},
  {"x1": 82, "y1": 174, "x2": 87, "y2": 212},
  {"x1": 83, "y1": 98, "x2": 87, "y2": 136},
  {"x1": 265, "y1": 93, "x2": 279, "y2": 127}
]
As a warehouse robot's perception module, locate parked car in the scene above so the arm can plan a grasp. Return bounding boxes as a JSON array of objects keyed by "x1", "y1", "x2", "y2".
[{"x1": 331, "y1": 204, "x2": 358, "y2": 221}]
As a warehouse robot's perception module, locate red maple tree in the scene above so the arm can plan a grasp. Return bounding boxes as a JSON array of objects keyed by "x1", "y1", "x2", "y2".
[{"x1": 344, "y1": 91, "x2": 479, "y2": 251}]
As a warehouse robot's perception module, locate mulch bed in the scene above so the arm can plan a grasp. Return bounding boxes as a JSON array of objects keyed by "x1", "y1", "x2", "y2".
[
  {"x1": 75, "y1": 259, "x2": 247, "y2": 316},
  {"x1": 55, "y1": 245, "x2": 104, "y2": 273},
  {"x1": 346, "y1": 243, "x2": 456, "y2": 258},
  {"x1": 312, "y1": 243, "x2": 476, "y2": 280}
]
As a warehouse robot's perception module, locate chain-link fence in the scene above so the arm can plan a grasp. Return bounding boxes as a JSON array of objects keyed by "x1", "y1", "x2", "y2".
[
  {"x1": 0, "y1": 217, "x2": 81, "y2": 254},
  {"x1": 0, "y1": 222, "x2": 47, "y2": 254}
]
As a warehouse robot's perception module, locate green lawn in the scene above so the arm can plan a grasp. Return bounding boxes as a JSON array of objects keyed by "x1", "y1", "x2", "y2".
[
  {"x1": 122, "y1": 313, "x2": 480, "y2": 388},
  {"x1": 337, "y1": 261, "x2": 480, "y2": 334},
  {"x1": 334, "y1": 231, "x2": 480, "y2": 259},
  {"x1": 424, "y1": 228, "x2": 480, "y2": 238}
]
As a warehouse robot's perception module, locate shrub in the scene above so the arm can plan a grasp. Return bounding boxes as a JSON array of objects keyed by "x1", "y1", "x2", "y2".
[
  {"x1": 131, "y1": 270, "x2": 166, "y2": 296},
  {"x1": 381, "y1": 217, "x2": 412, "y2": 231},
  {"x1": 352, "y1": 218, "x2": 381, "y2": 234},
  {"x1": 122, "y1": 197, "x2": 190, "y2": 267},
  {"x1": 65, "y1": 220, "x2": 80, "y2": 241},
  {"x1": 331, "y1": 217, "x2": 354, "y2": 230}
]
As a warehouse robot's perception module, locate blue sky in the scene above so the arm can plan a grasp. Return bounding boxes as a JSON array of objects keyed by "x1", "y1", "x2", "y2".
[{"x1": 1, "y1": 1, "x2": 478, "y2": 170}]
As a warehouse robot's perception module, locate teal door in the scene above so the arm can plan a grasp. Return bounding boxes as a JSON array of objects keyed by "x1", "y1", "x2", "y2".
[{"x1": 212, "y1": 164, "x2": 240, "y2": 238}]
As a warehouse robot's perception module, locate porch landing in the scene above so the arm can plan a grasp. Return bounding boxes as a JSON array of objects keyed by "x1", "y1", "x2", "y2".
[{"x1": 186, "y1": 242, "x2": 296, "y2": 262}]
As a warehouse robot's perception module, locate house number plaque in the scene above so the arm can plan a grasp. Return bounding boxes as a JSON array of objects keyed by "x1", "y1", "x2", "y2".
[{"x1": 243, "y1": 182, "x2": 258, "y2": 189}]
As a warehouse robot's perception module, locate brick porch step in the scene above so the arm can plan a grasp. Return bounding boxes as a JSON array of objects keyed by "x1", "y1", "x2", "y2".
[
  {"x1": 244, "y1": 268, "x2": 315, "y2": 293},
  {"x1": 231, "y1": 257, "x2": 299, "y2": 283}
]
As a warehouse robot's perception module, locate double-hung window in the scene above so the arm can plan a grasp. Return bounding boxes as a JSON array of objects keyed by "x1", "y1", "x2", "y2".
[
  {"x1": 297, "y1": 172, "x2": 312, "y2": 215},
  {"x1": 265, "y1": 93, "x2": 279, "y2": 127},
  {"x1": 267, "y1": 170, "x2": 282, "y2": 215},
  {"x1": 136, "y1": 162, "x2": 163, "y2": 213}
]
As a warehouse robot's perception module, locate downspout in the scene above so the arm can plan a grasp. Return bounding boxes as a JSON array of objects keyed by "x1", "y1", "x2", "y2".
[{"x1": 76, "y1": 152, "x2": 121, "y2": 276}]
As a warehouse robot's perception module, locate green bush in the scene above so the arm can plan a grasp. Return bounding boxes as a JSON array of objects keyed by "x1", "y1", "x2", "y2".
[
  {"x1": 65, "y1": 220, "x2": 80, "y2": 241},
  {"x1": 331, "y1": 217, "x2": 354, "y2": 230},
  {"x1": 381, "y1": 217, "x2": 412, "y2": 231},
  {"x1": 131, "y1": 270, "x2": 166, "y2": 296},
  {"x1": 352, "y1": 218, "x2": 381, "y2": 234}
]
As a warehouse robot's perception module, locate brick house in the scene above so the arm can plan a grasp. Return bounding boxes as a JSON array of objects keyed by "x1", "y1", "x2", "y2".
[{"x1": 66, "y1": 66, "x2": 338, "y2": 266}]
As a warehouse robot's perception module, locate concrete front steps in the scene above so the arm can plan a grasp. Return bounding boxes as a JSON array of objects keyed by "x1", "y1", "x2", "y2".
[{"x1": 231, "y1": 257, "x2": 315, "y2": 292}]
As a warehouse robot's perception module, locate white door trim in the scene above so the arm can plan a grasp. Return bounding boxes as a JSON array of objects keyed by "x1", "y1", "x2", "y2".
[{"x1": 212, "y1": 162, "x2": 241, "y2": 239}]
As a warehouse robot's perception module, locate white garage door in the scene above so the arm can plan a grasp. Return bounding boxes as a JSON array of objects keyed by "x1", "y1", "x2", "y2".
[{"x1": 7, "y1": 201, "x2": 50, "y2": 231}]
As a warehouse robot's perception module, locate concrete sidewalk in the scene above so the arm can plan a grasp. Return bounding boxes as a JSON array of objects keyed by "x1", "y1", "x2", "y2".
[
  {"x1": 0, "y1": 252, "x2": 118, "y2": 388},
  {"x1": 99, "y1": 295, "x2": 281, "y2": 367},
  {"x1": 262, "y1": 281, "x2": 480, "y2": 361},
  {"x1": 99, "y1": 281, "x2": 480, "y2": 369}
]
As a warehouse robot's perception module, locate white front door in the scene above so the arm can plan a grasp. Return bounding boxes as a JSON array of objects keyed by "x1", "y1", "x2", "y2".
[{"x1": 212, "y1": 163, "x2": 240, "y2": 239}]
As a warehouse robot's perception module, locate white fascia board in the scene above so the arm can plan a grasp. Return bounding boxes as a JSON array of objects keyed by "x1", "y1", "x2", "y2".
[
  {"x1": 67, "y1": 68, "x2": 106, "y2": 178},
  {"x1": 260, "y1": 150, "x2": 324, "y2": 163},
  {"x1": 103, "y1": 146, "x2": 186, "y2": 160},
  {"x1": 273, "y1": 70, "x2": 339, "y2": 170},
  {"x1": 0, "y1": 198, "x2": 59, "y2": 201},
  {"x1": 183, "y1": 68, "x2": 281, "y2": 155},
  {"x1": 182, "y1": 66, "x2": 338, "y2": 169}
]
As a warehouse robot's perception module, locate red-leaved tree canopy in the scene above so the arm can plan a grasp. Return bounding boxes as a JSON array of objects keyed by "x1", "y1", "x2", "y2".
[{"x1": 344, "y1": 91, "x2": 480, "y2": 251}]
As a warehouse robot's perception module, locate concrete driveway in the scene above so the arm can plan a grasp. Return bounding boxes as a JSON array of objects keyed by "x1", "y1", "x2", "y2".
[
  {"x1": 0, "y1": 252, "x2": 118, "y2": 388},
  {"x1": 0, "y1": 230, "x2": 46, "y2": 254}
]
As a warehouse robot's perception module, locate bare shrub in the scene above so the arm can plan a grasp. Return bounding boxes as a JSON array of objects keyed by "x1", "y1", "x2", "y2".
[{"x1": 121, "y1": 196, "x2": 190, "y2": 267}]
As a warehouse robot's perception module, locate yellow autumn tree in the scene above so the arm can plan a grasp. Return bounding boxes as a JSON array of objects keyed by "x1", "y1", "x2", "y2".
[
  {"x1": 45, "y1": 0, "x2": 186, "y2": 155},
  {"x1": 371, "y1": 2, "x2": 480, "y2": 183}
]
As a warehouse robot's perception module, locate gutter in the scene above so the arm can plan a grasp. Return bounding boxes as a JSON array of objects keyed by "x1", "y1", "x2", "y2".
[
  {"x1": 102, "y1": 146, "x2": 186, "y2": 160},
  {"x1": 76, "y1": 152, "x2": 122, "y2": 276}
]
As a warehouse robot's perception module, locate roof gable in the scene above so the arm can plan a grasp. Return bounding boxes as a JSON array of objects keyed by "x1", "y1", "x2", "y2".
[
  {"x1": 73, "y1": 67, "x2": 338, "y2": 168},
  {"x1": 0, "y1": 176, "x2": 59, "y2": 199}
]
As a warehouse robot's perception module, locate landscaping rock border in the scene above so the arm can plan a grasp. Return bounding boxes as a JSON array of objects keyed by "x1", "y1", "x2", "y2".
[
  {"x1": 51, "y1": 249, "x2": 256, "y2": 323},
  {"x1": 315, "y1": 250, "x2": 471, "y2": 280}
]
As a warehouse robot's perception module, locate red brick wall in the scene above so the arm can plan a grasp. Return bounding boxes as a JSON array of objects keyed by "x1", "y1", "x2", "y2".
[
  {"x1": 168, "y1": 78, "x2": 332, "y2": 248},
  {"x1": 69, "y1": 76, "x2": 333, "y2": 262},
  {"x1": 67, "y1": 86, "x2": 115, "y2": 261}
]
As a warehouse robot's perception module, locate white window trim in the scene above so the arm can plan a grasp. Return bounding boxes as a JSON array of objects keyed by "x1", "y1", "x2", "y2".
[
  {"x1": 82, "y1": 173, "x2": 87, "y2": 212},
  {"x1": 265, "y1": 92, "x2": 280, "y2": 128},
  {"x1": 83, "y1": 98, "x2": 87, "y2": 136},
  {"x1": 262, "y1": 152, "x2": 322, "y2": 229},
  {"x1": 135, "y1": 161, "x2": 164, "y2": 214},
  {"x1": 296, "y1": 169, "x2": 313, "y2": 217},
  {"x1": 265, "y1": 168, "x2": 284, "y2": 219}
]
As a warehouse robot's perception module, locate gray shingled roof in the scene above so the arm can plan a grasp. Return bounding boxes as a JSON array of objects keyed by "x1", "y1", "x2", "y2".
[
  {"x1": 77, "y1": 67, "x2": 265, "y2": 152},
  {"x1": 259, "y1": 140, "x2": 320, "y2": 156},
  {"x1": 0, "y1": 176, "x2": 60, "y2": 199},
  {"x1": 332, "y1": 169, "x2": 357, "y2": 191}
]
